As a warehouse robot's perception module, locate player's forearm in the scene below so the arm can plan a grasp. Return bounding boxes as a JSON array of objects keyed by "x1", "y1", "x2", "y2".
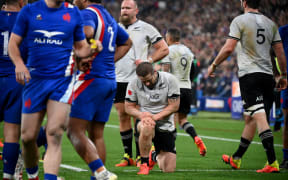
[
  {"x1": 125, "y1": 103, "x2": 142, "y2": 119},
  {"x1": 150, "y1": 40, "x2": 169, "y2": 63},
  {"x1": 273, "y1": 42, "x2": 287, "y2": 76},
  {"x1": 114, "y1": 38, "x2": 132, "y2": 62},
  {"x1": 153, "y1": 98, "x2": 180, "y2": 121},
  {"x1": 8, "y1": 37, "x2": 24, "y2": 66}
]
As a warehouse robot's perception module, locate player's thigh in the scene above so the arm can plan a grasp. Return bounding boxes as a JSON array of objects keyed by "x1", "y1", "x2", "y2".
[
  {"x1": 178, "y1": 88, "x2": 193, "y2": 114},
  {"x1": 114, "y1": 82, "x2": 128, "y2": 104},
  {"x1": 46, "y1": 100, "x2": 70, "y2": 132},
  {"x1": 153, "y1": 129, "x2": 176, "y2": 156},
  {"x1": 21, "y1": 110, "x2": 46, "y2": 141},
  {"x1": 0, "y1": 76, "x2": 23, "y2": 124},
  {"x1": 239, "y1": 73, "x2": 272, "y2": 115}
]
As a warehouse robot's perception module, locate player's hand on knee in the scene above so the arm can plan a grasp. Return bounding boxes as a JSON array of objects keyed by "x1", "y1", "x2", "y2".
[{"x1": 141, "y1": 117, "x2": 155, "y2": 127}]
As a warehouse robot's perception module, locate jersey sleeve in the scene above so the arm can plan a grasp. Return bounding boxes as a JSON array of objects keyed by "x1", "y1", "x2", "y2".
[
  {"x1": 116, "y1": 25, "x2": 129, "y2": 46},
  {"x1": 228, "y1": 17, "x2": 241, "y2": 40},
  {"x1": 271, "y1": 23, "x2": 281, "y2": 45},
  {"x1": 82, "y1": 9, "x2": 97, "y2": 29},
  {"x1": 167, "y1": 74, "x2": 180, "y2": 98},
  {"x1": 12, "y1": 5, "x2": 29, "y2": 37},
  {"x1": 125, "y1": 79, "x2": 138, "y2": 103},
  {"x1": 74, "y1": 8, "x2": 86, "y2": 42},
  {"x1": 146, "y1": 24, "x2": 163, "y2": 45}
]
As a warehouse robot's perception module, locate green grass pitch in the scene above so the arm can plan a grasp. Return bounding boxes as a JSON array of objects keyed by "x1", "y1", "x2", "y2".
[{"x1": 1, "y1": 108, "x2": 288, "y2": 179}]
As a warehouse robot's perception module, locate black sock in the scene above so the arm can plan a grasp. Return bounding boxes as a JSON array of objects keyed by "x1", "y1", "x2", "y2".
[
  {"x1": 141, "y1": 157, "x2": 149, "y2": 165},
  {"x1": 259, "y1": 129, "x2": 276, "y2": 164},
  {"x1": 151, "y1": 151, "x2": 157, "y2": 162},
  {"x1": 134, "y1": 131, "x2": 140, "y2": 157},
  {"x1": 182, "y1": 122, "x2": 197, "y2": 139},
  {"x1": 120, "y1": 129, "x2": 133, "y2": 157},
  {"x1": 232, "y1": 137, "x2": 251, "y2": 159}
]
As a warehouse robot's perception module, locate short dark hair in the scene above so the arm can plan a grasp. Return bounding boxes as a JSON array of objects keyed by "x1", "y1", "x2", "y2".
[
  {"x1": 89, "y1": 0, "x2": 102, "y2": 3},
  {"x1": 245, "y1": 0, "x2": 261, "y2": 9},
  {"x1": 167, "y1": 28, "x2": 181, "y2": 42},
  {"x1": 136, "y1": 62, "x2": 154, "y2": 77},
  {"x1": 4, "y1": 0, "x2": 19, "y2": 5}
]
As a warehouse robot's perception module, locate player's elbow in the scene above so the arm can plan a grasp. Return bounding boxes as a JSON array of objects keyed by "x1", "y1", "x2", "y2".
[{"x1": 162, "y1": 46, "x2": 169, "y2": 57}]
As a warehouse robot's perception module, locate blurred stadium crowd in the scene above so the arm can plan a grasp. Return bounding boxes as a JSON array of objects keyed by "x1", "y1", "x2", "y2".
[
  {"x1": 104, "y1": 0, "x2": 288, "y2": 97},
  {"x1": 1, "y1": 0, "x2": 287, "y2": 97}
]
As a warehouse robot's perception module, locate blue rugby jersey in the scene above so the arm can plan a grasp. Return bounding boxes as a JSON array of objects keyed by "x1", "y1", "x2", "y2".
[
  {"x1": 12, "y1": 0, "x2": 85, "y2": 78},
  {"x1": 0, "y1": 11, "x2": 27, "y2": 76},
  {"x1": 79, "y1": 4, "x2": 129, "y2": 80},
  {"x1": 279, "y1": 25, "x2": 288, "y2": 75}
]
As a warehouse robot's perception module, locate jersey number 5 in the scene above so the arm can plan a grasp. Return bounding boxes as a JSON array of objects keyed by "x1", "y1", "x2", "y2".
[{"x1": 256, "y1": 29, "x2": 265, "y2": 44}]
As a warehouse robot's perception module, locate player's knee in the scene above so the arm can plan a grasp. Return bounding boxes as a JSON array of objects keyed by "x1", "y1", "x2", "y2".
[
  {"x1": 47, "y1": 126, "x2": 65, "y2": 143},
  {"x1": 21, "y1": 130, "x2": 37, "y2": 145},
  {"x1": 140, "y1": 124, "x2": 154, "y2": 138}
]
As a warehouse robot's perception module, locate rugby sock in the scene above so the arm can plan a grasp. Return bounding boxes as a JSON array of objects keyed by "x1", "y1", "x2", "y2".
[
  {"x1": 3, "y1": 142, "x2": 20, "y2": 176},
  {"x1": 26, "y1": 166, "x2": 39, "y2": 179},
  {"x1": 90, "y1": 176, "x2": 96, "y2": 180},
  {"x1": 134, "y1": 131, "x2": 140, "y2": 157},
  {"x1": 37, "y1": 126, "x2": 47, "y2": 148},
  {"x1": 182, "y1": 122, "x2": 197, "y2": 139},
  {"x1": 88, "y1": 159, "x2": 104, "y2": 173},
  {"x1": 232, "y1": 137, "x2": 251, "y2": 159},
  {"x1": 141, "y1": 157, "x2": 149, "y2": 165},
  {"x1": 259, "y1": 129, "x2": 276, "y2": 164},
  {"x1": 120, "y1": 129, "x2": 133, "y2": 157},
  {"x1": 151, "y1": 151, "x2": 157, "y2": 162},
  {"x1": 283, "y1": 149, "x2": 288, "y2": 160},
  {"x1": 44, "y1": 174, "x2": 57, "y2": 180}
]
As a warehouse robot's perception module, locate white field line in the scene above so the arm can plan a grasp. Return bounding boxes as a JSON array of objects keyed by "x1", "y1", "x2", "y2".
[
  {"x1": 33, "y1": 123, "x2": 282, "y2": 173},
  {"x1": 38, "y1": 160, "x2": 88, "y2": 172},
  {"x1": 123, "y1": 169, "x2": 288, "y2": 173},
  {"x1": 105, "y1": 124, "x2": 282, "y2": 147}
]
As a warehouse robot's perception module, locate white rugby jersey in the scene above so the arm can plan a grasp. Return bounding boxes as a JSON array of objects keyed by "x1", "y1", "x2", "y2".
[
  {"x1": 115, "y1": 20, "x2": 163, "y2": 82},
  {"x1": 161, "y1": 44, "x2": 194, "y2": 89},
  {"x1": 125, "y1": 72, "x2": 180, "y2": 132},
  {"x1": 229, "y1": 12, "x2": 281, "y2": 77}
]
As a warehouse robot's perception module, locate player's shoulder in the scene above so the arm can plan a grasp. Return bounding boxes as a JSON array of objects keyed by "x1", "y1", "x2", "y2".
[
  {"x1": 159, "y1": 71, "x2": 177, "y2": 82},
  {"x1": 137, "y1": 20, "x2": 158, "y2": 30}
]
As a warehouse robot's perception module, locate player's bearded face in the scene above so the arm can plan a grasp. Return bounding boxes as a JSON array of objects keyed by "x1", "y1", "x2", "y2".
[
  {"x1": 140, "y1": 72, "x2": 157, "y2": 89},
  {"x1": 120, "y1": 2, "x2": 137, "y2": 25}
]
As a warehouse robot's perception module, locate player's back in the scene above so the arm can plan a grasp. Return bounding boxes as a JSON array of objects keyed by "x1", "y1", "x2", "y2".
[
  {"x1": 81, "y1": 4, "x2": 127, "y2": 80},
  {"x1": 232, "y1": 12, "x2": 280, "y2": 77},
  {"x1": 166, "y1": 44, "x2": 194, "y2": 89},
  {"x1": 0, "y1": 11, "x2": 18, "y2": 76}
]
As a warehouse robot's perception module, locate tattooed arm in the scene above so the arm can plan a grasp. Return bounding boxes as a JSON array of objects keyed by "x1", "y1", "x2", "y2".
[{"x1": 152, "y1": 96, "x2": 180, "y2": 121}]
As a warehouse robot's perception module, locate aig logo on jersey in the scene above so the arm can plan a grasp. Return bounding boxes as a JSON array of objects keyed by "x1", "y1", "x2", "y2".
[
  {"x1": 33, "y1": 30, "x2": 64, "y2": 45},
  {"x1": 149, "y1": 93, "x2": 160, "y2": 102}
]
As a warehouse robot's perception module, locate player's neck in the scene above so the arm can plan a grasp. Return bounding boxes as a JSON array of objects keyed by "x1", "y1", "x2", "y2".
[
  {"x1": 45, "y1": 0, "x2": 62, "y2": 8},
  {"x1": 244, "y1": 7, "x2": 259, "y2": 14},
  {"x1": 130, "y1": 17, "x2": 138, "y2": 24},
  {"x1": 3, "y1": 4, "x2": 20, "y2": 12}
]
